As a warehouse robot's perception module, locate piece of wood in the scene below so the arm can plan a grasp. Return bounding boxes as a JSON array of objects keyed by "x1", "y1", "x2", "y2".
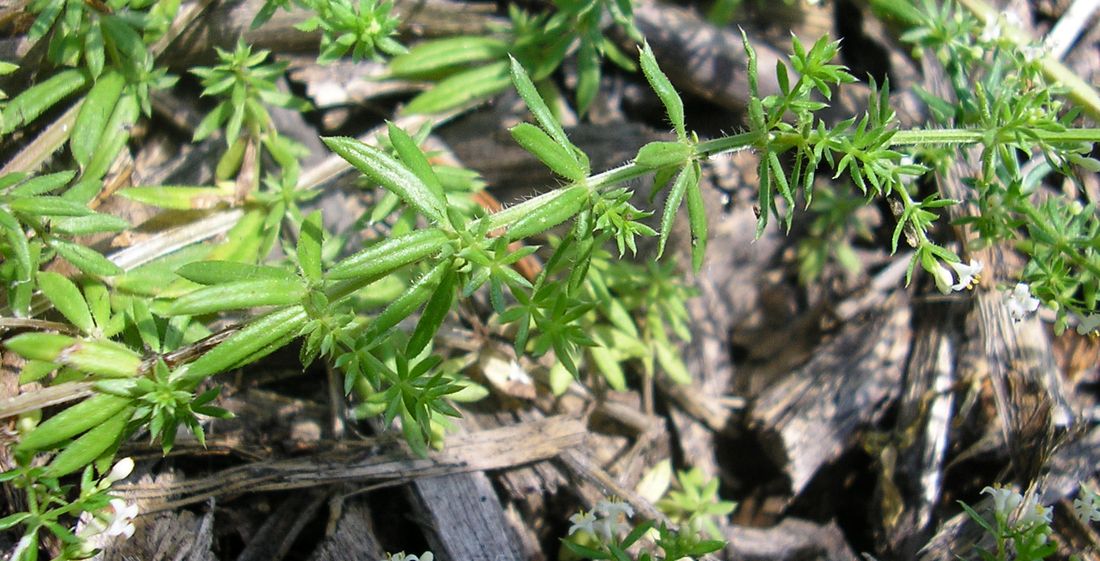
[
  {"x1": 916, "y1": 498, "x2": 994, "y2": 561},
  {"x1": 920, "y1": 51, "x2": 1074, "y2": 487},
  {"x1": 101, "y1": 503, "x2": 218, "y2": 561},
  {"x1": 880, "y1": 308, "x2": 960, "y2": 557},
  {"x1": 409, "y1": 472, "x2": 527, "y2": 561},
  {"x1": 236, "y1": 490, "x2": 327, "y2": 561},
  {"x1": 725, "y1": 517, "x2": 860, "y2": 561},
  {"x1": 751, "y1": 292, "x2": 912, "y2": 496},
  {"x1": 308, "y1": 499, "x2": 387, "y2": 561},
  {"x1": 118, "y1": 415, "x2": 585, "y2": 511}
]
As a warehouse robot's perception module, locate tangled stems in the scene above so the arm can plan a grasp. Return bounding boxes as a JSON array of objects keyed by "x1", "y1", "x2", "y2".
[{"x1": 490, "y1": 126, "x2": 1100, "y2": 232}]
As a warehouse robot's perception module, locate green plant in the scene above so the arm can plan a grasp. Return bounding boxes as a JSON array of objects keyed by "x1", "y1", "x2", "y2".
[
  {"x1": 0, "y1": 458, "x2": 137, "y2": 561},
  {"x1": 4, "y1": 0, "x2": 1100, "y2": 557},
  {"x1": 386, "y1": 0, "x2": 639, "y2": 115},
  {"x1": 563, "y1": 498, "x2": 726, "y2": 560},
  {"x1": 656, "y1": 468, "x2": 736, "y2": 540},
  {"x1": 191, "y1": 40, "x2": 311, "y2": 146},
  {"x1": 959, "y1": 486, "x2": 1056, "y2": 561}
]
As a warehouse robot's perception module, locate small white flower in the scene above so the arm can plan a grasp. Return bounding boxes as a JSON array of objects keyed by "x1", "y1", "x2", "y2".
[
  {"x1": 595, "y1": 499, "x2": 635, "y2": 520},
  {"x1": 592, "y1": 516, "x2": 619, "y2": 542},
  {"x1": 982, "y1": 485, "x2": 1023, "y2": 521},
  {"x1": 979, "y1": 14, "x2": 1001, "y2": 42},
  {"x1": 950, "y1": 259, "x2": 983, "y2": 291},
  {"x1": 103, "y1": 457, "x2": 134, "y2": 485},
  {"x1": 382, "y1": 552, "x2": 433, "y2": 561},
  {"x1": 931, "y1": 261, "x2": 955, "y2": 294},
  {"x1": 568, "y1": 510, "x2": 598, "y2": 536},
  {"x1": 105, "y1": 499, "x2": 138, "y2": 539},
  {"x1": 1016, "y1": 496, "x2": 1053, "y2": 529},
  {"x1": 1021, "y1": 44, "x2": 1047, "y2": 63},
  {"x1": 1077, "y1": 314, "x2": 1100, "y2": 336},
  {"x1": 1005, "y1": 283, "x2": 1041, "y2": 322},
  {"x1": 1074, "y1": 486, "x2": 1100, "y2": 523}
]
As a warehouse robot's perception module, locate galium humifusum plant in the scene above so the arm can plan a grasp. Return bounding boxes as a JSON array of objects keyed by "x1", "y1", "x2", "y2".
[{"x1": 3, "y1": 0, "x2": 1100, "y2": 557}]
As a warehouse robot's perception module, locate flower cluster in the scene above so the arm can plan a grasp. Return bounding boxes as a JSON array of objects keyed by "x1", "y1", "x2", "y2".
[
  {"x1": 982, "y1": 485, "x2": 1052, "y2": 530},
  {"x1": 931, "y1": 259, "x2": 983, "y2": 294},
  {"x1": 1005, "y1": 283, "x2": 1041, "y2": 322},
  {"x1": 978, "y1": 13, "x2": 1047, "y2": 62},
  {"x1": 1074, "y1": 486, "x2": 1100, "y2": 524},
  {"x1": 70, "y1": 458, "x2": 141, "y2": 557},
  {"x1": 382, "y1": 552, "x2": 433, "y2": 561},
  {"x1": 568, "y1": 499, "x2": 636, "y2": 542}
]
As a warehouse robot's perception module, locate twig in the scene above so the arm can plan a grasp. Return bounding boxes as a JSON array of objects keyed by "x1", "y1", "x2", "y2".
[{"x1": 116, "y1": 415, "x2": 585, "y2": 511}]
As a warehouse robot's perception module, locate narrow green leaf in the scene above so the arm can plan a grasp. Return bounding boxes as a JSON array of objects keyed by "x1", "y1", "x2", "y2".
[
  {"x1": 297, "y1": 210, "x2": 324, "y2": 283},
  {"x1": 4, "y1": 333, "x2": 74, "y2": 362},
  {"x1": 0, "y1": 172, "x2": 27, "y2": 190},
  {"x1": 0, "y1": 512, "x2": 31, "y2": 531},
  {"x1": 657, "y1": 164, "x2": 695, "y2": 258},
  {"x1": 15, "y1": 394, "x2": 131, "y2": 453},
  {"x1": 741, "y1": 28, "x2": 759, "y2": 98},
  {"x1": 655, "y1": 338, "x2": 691, "y2": 383},
  {"x1": 2, "y1": 69, "x2": 88, "y2": 134},
  {"x1": 508, "y1": 57, "x2": 574, "y2": 151},
  {"x1": 386, "y1": 122, "x2": 448, "y2": 216},
  {"x1": 0, "y1": 208, "x2": 31, "y2": 281},
  {"x1": 8, "y1": 171, "x2": 76, "y2": 197},
  {"x1": 575, "y1": 41, "x2": 600, "y2": 116},
  {"x1": 100, "y1": 15, "x2": 146, "y2": 68},
  {"x1": 388, "y1": 36, "x2": 508, "y2": 77},
  {"x1": 71, "y1": 70, "x2": 125, "y2": 168},
  {"x1": 83, "y1": 90, "x2": 140, "y2": 182},
  {"x1": 37, "y1": 272, "x2": 94, "y2": 333},
  {"x1": 168, "y1": 278, "x2": 306, "y2": 315},
  {"x1": 44, "y1": 405, "x2": 132, "y2": 477},
  {"x1": 361, "y1": 260, "x2": 448, "y2": 347},
  {"x1": 327, "y1": 228, "x2": 449, "y2": 280},
  {"x1": 65, "y1": 339, "x2": 142, "y2": 378},
  {"x1": 684, "y1": 162, "x2": 708, "y2": 272},
  {"x1": 562, "y1": 540, "x2": 612, "y2": 560},
  {"x1": 84, "y1": 22, "x2": 103, "y2": 77},
  {"x1": 176, "y1": 260, "x2": 297, "y2": 285},
  {"x1": 129, "y1": 297, "x2": 160, "y2": 353},
  {"x1": 639, "y1": 42, "x2": 686, "y2": 140},
  {"x1": 51, "y1": 239, "x2": 123, "y2": 276},
  {"x1": 510, "y1": 123, "x2": 586, "y2": 181},
  {"x1": 589, "y1": 345, "x2": 627, "y2": 391},
  {"x1": 83, "y1": 280, "x2": 111, "y2": 331},
  {"x1": 322, "y1": 136, "x2": 447, "y2": 225},
  {"x1": 50, "y1": 213, "x2": 130, "y2": 235},
  {"x1": 18, "y1": 360, "x2": 59, "y2": 384},
  {"x1": 402, "y1": 60, "x2": 511, "y2": 114},
  {"x1": 118, "y1": 186, "x2": 231, "y2": 210},
  {"x1": 505, "y1": 185, "x2": 589, "y2": 242},
  {"x1": 776, "y1": 58, "x2": 789, "y2": 95},
  {"x1": 8, "y1": 196, "x2": 93, "y2": 217},
  {"x1": 768, "y1": 152, "x2": 793, "y2": 231},
  {"x1": 63, "y1": 178, "x2": 105, "y2": 205},
  {"x1": 634, "y1": 141, "x2": 693, "y2": 169},
  {"x1": 407, "y1": 266, "x2": 456, "y2": 357},
  {"x1": 181, "y1": 305, "x2": 308, "y2": 387}
]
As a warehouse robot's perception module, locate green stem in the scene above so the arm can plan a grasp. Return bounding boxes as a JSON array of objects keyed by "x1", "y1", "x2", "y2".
[
  {"x1": 485, "y1": 131, "x2": 761, "y2": 231},
  {"x1": 889, "y1": 128, "x2": 1100, "y2": 145}
]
